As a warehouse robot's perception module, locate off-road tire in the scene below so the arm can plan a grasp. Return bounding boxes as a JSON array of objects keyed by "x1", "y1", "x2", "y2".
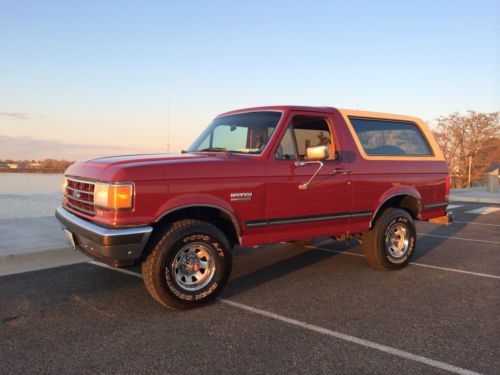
[
  {"x1": 142, "y1": 219, "x2": 232, "y2": 310},
  {"x1": 361, "y1": 208, "x2": 416, "y2": 270}
]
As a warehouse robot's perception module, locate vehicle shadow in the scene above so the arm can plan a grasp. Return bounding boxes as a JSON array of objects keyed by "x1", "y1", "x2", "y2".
[
  {"x1": 223, "y1": 206, "x2": 492, "y2": 298},
  {"x1": 223, "y1": 245, "x2": 338, "y2": 298},
  {"x1": 309, "y1": 209, "x2": 487, "y2": 262},
  {"x1": 291, "y1": 208, "x2": 488, "y2": 263}
]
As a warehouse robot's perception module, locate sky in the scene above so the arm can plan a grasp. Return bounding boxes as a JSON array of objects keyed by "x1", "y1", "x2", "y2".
[{"x1": 1, "y1": 0, "x2": 499, "y2": 159}]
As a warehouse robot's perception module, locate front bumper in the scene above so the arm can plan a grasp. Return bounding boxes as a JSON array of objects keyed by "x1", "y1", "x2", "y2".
[{"x1": 55, "y1": 207, "x2": 153, "y2": 267}]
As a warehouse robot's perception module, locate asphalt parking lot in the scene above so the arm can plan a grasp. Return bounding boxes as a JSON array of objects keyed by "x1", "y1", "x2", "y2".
[{"x1": 1, "y1": 202, "x2": 499, "y2": 374}]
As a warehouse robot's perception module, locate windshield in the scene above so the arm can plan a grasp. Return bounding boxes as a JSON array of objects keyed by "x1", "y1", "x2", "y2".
[{"x1": 187, "y1": 111, "x2": 282, "y2": 154}]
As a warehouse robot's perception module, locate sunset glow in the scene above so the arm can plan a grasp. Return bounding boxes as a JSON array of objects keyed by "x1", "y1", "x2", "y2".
[{"x1": 1, "y1": 1, "x2": 499, "y2": 160}]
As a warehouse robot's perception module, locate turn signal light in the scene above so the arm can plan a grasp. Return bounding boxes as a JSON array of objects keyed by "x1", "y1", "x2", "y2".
[
  {"x1": 94, "y1": 183, "x2": 133, "y2": 210},
  {"x1": 61, "y1": 177, "x2": 68, "y2": 194}
]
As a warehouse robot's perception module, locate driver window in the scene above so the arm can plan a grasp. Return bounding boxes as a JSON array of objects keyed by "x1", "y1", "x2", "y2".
[
  {"x1": 275, "y1": 116, "x2": 334, "y2": 160},
  {"x1": 275, "y1": 127, "x2": 296, "y2": 160}
]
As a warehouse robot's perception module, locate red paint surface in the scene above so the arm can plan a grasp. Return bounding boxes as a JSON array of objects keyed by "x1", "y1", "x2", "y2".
[{"x1": 63, "y1": 106, "x2": 449, "y2": 246}]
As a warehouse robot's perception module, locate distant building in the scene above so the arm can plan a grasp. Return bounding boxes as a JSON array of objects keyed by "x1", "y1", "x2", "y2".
[
  {"x1": 7, "y1": 163, "x2": 19, "y2": 169},
  {"x1": 484, "y1": 163, "x2": 500, "y2": 173}
]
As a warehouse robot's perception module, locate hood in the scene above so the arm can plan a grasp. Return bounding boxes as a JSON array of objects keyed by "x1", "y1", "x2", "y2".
[
  {"x1": 64, "y1": 152, "x2": 240, "y2": 182},
  {"x1": 88, "y1": 153, "x2": 202, "y2": 166}
]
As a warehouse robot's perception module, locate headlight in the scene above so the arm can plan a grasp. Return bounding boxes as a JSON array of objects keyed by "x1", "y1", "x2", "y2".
[{"x1": 94, "y1": 183, "x2": 134, "y2": 210}]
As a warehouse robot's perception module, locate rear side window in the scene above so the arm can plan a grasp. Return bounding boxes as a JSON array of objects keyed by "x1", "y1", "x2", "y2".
[{"x1": 349, "y1": 117, "x2": 432, "y2": 156}]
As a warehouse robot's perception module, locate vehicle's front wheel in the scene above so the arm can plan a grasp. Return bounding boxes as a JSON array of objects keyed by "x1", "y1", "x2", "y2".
[
  {"x1": 142, "y1": 219, "x2": 232, "y2": 310},
  {"x1": 361, "y1": 208, "x2": 416, "y2": 270}
]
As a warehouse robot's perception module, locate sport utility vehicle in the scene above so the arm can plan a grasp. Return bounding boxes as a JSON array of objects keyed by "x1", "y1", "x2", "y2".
[{"x1": 56, "y1": 106, "x2": 452, "y2": 309}]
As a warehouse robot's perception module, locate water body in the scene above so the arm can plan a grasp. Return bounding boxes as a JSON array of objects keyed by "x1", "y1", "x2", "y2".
[{"x1": 0, "y1": 173, "x2": 63, "y2": 219}]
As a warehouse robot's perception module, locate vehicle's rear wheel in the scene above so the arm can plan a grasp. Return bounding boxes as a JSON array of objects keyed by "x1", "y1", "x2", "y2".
[
  {"x1": 361, "y1": 208, "x2": 416, "y2": 270},
  {"x1": 142, "y1": 219, "x2": 232, "y2": 310}
]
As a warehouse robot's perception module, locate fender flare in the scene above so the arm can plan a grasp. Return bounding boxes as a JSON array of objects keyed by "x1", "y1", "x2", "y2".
[
  {"x1": 370, "y1": 188, "x2": 422, "y2": 228},
  {"x1": 154, "y1": 195, "x2": 242, "y2": 245}
]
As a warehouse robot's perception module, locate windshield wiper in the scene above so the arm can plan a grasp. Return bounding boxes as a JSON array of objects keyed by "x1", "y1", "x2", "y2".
[
  {"x1": 188, "y1": 147, "x2": 231, "y2": 155},
  {"x1": 200, "y1": 147, "x2": 228, "y2": 152}
]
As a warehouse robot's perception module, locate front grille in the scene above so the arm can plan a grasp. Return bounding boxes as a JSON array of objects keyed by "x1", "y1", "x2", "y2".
[{"x1": 65, "y1": 177, "x2": 96, "y2": 216}]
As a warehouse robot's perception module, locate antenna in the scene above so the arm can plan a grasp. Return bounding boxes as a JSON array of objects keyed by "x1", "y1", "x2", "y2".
[{"x1": 167, "y1": 95, "x2": 170, "y2": 153}]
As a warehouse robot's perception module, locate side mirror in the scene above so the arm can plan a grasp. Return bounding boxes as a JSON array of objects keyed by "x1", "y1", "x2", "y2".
[{"x1": 305, "y1": 145, "x2": 331, "y2": 161}]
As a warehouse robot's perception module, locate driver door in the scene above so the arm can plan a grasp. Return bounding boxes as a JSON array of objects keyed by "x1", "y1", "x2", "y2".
[{"x1": 264, "y1": 112, "x2": 352, "y2": 242}]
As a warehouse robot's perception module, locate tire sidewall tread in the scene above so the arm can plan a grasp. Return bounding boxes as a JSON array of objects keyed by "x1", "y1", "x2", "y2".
[
  {"x1": 362, "y1": 208, "x2": 416, "y2": 270},
  {"x1": 142, "y1": 219, "x2": 232, "y2": 310}
]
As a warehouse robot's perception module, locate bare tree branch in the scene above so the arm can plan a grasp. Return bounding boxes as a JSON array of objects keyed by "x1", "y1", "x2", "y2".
[{"x1": 432, "y1": 111, "x2": 499, "y2": 188}]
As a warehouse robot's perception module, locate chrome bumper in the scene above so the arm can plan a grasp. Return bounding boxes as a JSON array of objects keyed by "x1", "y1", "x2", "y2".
[{"x1": 55, "y1": 207, "x2": 153, "y2": 267}]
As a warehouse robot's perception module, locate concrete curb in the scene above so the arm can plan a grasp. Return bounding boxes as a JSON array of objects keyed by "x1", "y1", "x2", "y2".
[
  {"x1": 0, "y1": 246, "x2": 87, "y2": 276},
  {"x1": 449, "y1": 196, "x2": 500, "y2": 205}
]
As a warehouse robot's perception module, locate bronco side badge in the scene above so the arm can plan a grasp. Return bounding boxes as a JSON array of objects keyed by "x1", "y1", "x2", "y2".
[{"x1": 230, "y1": 192, "x2": 253, "y2": 201}]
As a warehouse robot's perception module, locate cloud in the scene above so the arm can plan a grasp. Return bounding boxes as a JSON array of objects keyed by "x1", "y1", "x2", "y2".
[
  {"x1": 0, "y1": 135, "x2": 162, "y2": 161},
  {"x1": 0, "y1": 112, "x2": 29, "y2": 120}
]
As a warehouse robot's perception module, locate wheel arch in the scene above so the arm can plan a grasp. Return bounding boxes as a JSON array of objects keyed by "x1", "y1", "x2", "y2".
[
  {"x1": 154, "y1": 204, "x2": 242, "y2": 247},
  {"x1": 370, "y1": 190, "x2": 422, "y2": 228}
]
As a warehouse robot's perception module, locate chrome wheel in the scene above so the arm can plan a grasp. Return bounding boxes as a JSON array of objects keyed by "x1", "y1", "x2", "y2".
[
  {"x1": 171, "y1": 242, "x2": 216, "y2": 291},
  {"x1": 385, "y1": 223, "x2": 409, "y2": 259}
]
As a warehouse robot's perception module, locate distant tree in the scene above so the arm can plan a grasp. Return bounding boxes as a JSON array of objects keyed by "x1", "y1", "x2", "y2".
[
  {"x1": 39, "y1": 159, "x2": 73, "y2": 171},
  {"x1": 433, "y1": 111, "x2": 499, "y2": 188},
  {"x1": 0, "y1": 159, "x2": 74, "y2": 173},
  {"x1": 40, "y1": 159, "x2": 58, "y2": 170}
]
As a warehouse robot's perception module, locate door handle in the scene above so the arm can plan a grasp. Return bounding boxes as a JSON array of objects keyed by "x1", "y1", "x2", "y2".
[{"x1": 332, "y1": 167, "x2": 351, "y2": 175}]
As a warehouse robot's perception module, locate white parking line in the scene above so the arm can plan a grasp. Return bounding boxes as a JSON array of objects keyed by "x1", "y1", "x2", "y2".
[
  {"x1": 452, "y1": 221, "x2": 500, "y2": 227},
  {"x1": 418, "y1": 233, "x2": 500, "y2": 244},
  {"x1": 408, "y1": 262, "x2": 500, "y2": 279},
  {"x1": 305, "y1": 246, "x2": 500, "y2": 280},
  {"x1": 465, "y1": 207, "x2": 500, "y2": 215},
  {"x1": 447, "y1": 204, "x2": 462, "y2": 210},
  {"x1": 221, "y1": 299, "x2": 480, "y2": 375},
  {"x1": 88, "y1": 261, "x2": 481, "y2": 375},
  {"x1": 89, "y1": 261, "x2": 143, "y2": 278}
]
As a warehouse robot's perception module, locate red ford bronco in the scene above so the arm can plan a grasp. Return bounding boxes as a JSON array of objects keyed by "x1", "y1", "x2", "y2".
[{"x1": 56, "y1": 106, "x2": 452, "y2": 309}]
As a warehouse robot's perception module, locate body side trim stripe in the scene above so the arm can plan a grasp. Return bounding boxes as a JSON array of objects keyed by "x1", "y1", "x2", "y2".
[
  {"x1": 245, "y1": 210, "x2": 372, "y2": 228},
  {"x1": 424, "y1": 202, "x2": 449, "y2": 209}
]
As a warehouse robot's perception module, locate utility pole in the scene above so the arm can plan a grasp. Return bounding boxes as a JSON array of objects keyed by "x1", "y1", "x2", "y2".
[{"x1": 468, "y1": 155, "x2": 472, "y2": 188}]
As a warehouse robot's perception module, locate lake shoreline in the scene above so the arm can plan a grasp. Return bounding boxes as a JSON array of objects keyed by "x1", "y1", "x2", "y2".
[{"x1": 0, "y1": 169, "x2": 64, "y2": 174}]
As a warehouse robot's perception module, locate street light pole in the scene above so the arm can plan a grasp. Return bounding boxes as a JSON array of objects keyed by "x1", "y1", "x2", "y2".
[{"x1": 468, "y1": 155, "x2": 472, "y2": 188}]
